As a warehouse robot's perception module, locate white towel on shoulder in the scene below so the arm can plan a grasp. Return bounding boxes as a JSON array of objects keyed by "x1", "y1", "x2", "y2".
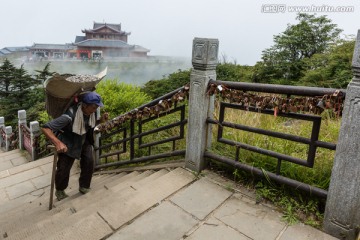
[{"x1": 72, "y1": 103, "x2": 96, "y2": 135}]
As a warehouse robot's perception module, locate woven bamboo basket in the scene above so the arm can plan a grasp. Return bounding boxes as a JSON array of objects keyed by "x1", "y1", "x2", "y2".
[{"x1": 44, "y1": 67, "x2": 107, "y2": 118}]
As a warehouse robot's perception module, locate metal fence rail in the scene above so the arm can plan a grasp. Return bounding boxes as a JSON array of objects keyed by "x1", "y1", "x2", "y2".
[
  {"x1": 94, "y1": 87, "x2": 188, "y2": 170},
  {"x1": 204, "y1": 79, "x2": 346, "y2": 198}
]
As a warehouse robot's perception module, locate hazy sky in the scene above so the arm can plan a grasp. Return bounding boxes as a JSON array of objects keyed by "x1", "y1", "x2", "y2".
[{"x1": 1, "y1": 0, "x2": 359, "y2": 65}]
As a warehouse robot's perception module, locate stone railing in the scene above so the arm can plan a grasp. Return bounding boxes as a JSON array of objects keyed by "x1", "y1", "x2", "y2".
[
  {"x1": 0, "y1": 117, "x2": 15, "y2": 151},
  {"x1": 185, "y1": 35, "x2": 359, "y2": 240},
  {"x1": 0, "y1": 110, "x2": 42, "y2": 161},
  {"x1": 18, "y1": 110, "x2": 43, "y2": 161}
]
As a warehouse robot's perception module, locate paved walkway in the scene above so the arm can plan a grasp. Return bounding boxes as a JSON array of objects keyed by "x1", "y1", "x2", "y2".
[
  {"x1": 0, "y1": 150, "x2": 340, "y2": 240},
  {"x1": 108, "y1": 170, "x2": 338, "y2": 240}
]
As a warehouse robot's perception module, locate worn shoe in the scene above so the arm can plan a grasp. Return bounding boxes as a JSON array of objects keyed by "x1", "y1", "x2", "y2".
[
  {"x1": 79, "y1": 187, "x2": 90, "y2": 194},
  {"x1": 55, "y1": 190, "x2": 69, "y2": 201}
]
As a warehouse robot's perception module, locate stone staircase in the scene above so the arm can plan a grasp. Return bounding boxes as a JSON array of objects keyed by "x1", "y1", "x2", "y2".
[
  {"x1": 0, "y1": 150, "x2": 195, "y2": 240},
  {"x1": 0, "y1": 149, "x2": 340, "y2": 240}
]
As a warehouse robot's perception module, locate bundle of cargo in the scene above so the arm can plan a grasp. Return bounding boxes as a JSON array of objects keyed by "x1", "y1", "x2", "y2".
[{"x1": 44, "y1": 67, "x2": 107, "y2": 119}]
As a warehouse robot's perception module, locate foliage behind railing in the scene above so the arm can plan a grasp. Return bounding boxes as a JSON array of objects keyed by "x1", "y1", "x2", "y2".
[
  {"x1": 94, "y1": 85, "x2": 189, "y2": 169},
  {"x1": 204, "y1": 79, "x2": 346, "y2": 199}
]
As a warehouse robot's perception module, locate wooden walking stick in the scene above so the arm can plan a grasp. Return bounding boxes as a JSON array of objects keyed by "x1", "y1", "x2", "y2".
[{"x1": 48, "y1": 145, "x2": 58, "y2": 210}]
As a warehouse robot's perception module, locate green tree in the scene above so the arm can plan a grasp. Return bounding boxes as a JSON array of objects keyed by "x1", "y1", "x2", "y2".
[
  {"x1": 216, "y1": 63, "x2": 253, "y2": 82},
  {"x1": 258, "y1": 13, "x2": 342, "y2": 83},
  {"x1": 141, "y1": 69, "x2": 190, "y2": 99},
  {"x1": 0, "y1": 64, "x2": 40, "y2": 125},
  {"x1": 0, "y1": 59, "x2": 16, "y2": 98},
  {"x1": 96, "y1": 79, "x2": 151, "y2": 117},
  {"x1": 34, "y1": 62, "x2": 56, "y2": 83},
  {"x1": 0, "y1": 59, "x2": 54, "y2": 125},
  {"x1": 300, "y1": 39, "x2": 354, "y2": 88}
]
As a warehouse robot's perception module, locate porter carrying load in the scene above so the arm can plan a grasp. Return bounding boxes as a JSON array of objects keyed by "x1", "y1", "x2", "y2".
[{"x1": 44, "y1": 67, "x2": 107, "y2": 118}]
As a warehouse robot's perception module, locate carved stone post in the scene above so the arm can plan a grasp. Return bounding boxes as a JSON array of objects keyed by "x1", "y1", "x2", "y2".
[
  {"x1": 0, "y1": 117, "x2": 4, "y2": 148},
  {"x1": 185, "y1": 38, "x2": 218, "y2": 172},
  {"x1": 30, "y1": 121, "x2": 40, "y2": 161},
  {"x1": 5, "y1": 126, "x2": 12, "y2": 151},
  {"x1": 18, "y1": 110, "x2": 27, "y2": 150},
  {"x1": 323, "y1": 30, "x2": 360, "y2": 240}
]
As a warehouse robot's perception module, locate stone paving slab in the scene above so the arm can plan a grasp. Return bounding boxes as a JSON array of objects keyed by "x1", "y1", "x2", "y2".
[
  {"x1": 6, "y1": 180, "x2": 36, "y2": 199},
  {"x1": 0, "y1": 188, "x2": 8, "y2": 203},
  {"x1": 0, "y1": 169, "x2": 9, "y2": 179},
  {"x1": 213, "y1": 194, "x2": 286, "y2": 240},
  {"x1": 30, "y1": 172, "x2": 51, "y2": 189},
  {"x1": 186, "y1": 218, "x2": 250, "y2": 240},
  {"x1": 202, "y1": 169, "x2": 257, "y2": 199},
  {"x1": 10, "y1": 156, "x2": 28, "y2": 166},
  {"x1": 41, "y1": 213, "x2": 113, "y2": 240},
  {"x1": 1, "y1": 152, "x2": 25, "y2": 162},
  {"x1": 8, "y1": 156, "x2": 52, "y2": 175},
  {"x1": 0, "y1": 160, "x2": 14, "y2": 172},
  {"x1": 280, "y1": 223, "x2": 339, "y2": 240},
  {"x1": 170, "y1": 178, "x2": 232, "y2": 220},
  {"x1": 0, "y1": 149, "x2": 20, "y2": 157},
  {"x1": 39, "y1": 162, "x2": 54, "y2": 174},
  {"x1": 107, "y1": 201, "x2": 198, "y2": 240},
  {"x1": 0, "y1": 167, "x2": 43, "y2": 189},
  {"x1": 0, "y1": 193, "x2": 38, "y2": 214}
]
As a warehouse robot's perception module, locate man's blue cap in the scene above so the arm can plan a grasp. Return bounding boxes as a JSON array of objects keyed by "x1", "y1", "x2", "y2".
[{"x1": 82, "y1": 92, "x2": 104, "y2": 107}]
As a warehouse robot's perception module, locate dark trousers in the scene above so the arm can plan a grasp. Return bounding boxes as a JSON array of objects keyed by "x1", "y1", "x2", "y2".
[{"x1": 55, "y1": 142, "x2": 94, "y2": 191}]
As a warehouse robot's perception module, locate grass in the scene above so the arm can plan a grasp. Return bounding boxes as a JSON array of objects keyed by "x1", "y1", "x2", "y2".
[{"x1": 209, "y1": 106, "x2": 341, "y2": 227}]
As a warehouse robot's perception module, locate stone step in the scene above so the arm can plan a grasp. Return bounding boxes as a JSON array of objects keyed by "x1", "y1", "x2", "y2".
[
  {"x1": 0, "y1": 171, "x2": 79, "y2": 228},
  {"x1": 53, "y1": 171, "x2": 154, "y2": 213},
  {"x1": 0, "y1": 149, "x2": 28, "y2": 172},
  {"x1": 39, "y1": 168, "x2": 194, "y2": 240},
  {"x1": 68, "y1": 169, "x2": 171, "y2": 212},
  {"x1": 2, "y1": 168, "x2": 193, "y2": 240},
  {"x1": 0, "y1": 156, "x2": 57, "y2": 214},
  {"x1": 5, "y1": 211, "x2": 112, "y2": 240},
  {"x1": 0, "y1": 149, "x2": 21, "y2": 159},
  {"x1": 0, "y1": 167, "x2": 111, "y2": 228},
  {"x1": 0, "y1": 172, "x2": 115, "y2": 238},
  {"x1": 53, "y1": 171, "x2": 142, "y2": 210},
  {"x1": 97, "y1": 167, "x2": 195, "y2": 230},
  {"x1": 0, "y1": 162, "x2": 79, "y2": 224},
  {"x1": 0, "y1": 155, "x2": 52, "y2": 181},
  {"x1": 0, "y1": 170, "x2": 150, "y2": 238},
  {"x1": 55, "y1": 169, "x2": 170, "y2": 216}
]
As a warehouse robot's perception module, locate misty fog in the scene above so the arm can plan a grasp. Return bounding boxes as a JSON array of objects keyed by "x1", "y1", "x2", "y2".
[{"x1": 17, "y1": 57, "x2": 192, "y2": 86}]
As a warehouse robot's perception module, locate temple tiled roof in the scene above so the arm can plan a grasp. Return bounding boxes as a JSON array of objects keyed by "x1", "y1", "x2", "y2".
[
  {"x1": 3, "y1": 46, "x2": 30, "y2": 52},
  {"x1": 0, "y1": 48, "x2": 12, "y2": 54},
  {"x1": 75, "y1": 36, "x2": 86, "y2": 43},
  {"x1": 30, "y1": 43, "x2": 75, "y2": 50},
  {"x1": 74, "y1": 39, "x2": 131, "y2": 48},
  {"x1": 0, "y1": 47, "x2": 30, "y2": 56},
  {"x1": 93, "y1": 22, "x2": 121, "y2": 32},
  {"x1": 82, "y1": 22, "x2": 130, "y2": 36},
  {"x1": 131, "y1": 45, "x2": 150, "y2": 52}
]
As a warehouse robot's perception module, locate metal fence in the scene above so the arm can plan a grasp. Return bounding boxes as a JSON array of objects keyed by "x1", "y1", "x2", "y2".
[
  {"x1": 94, "y1": 86, "x2": 189, "y2": 170},
  {"x1": 204, "y1": 79, "x2": 346, "y2": 199}
]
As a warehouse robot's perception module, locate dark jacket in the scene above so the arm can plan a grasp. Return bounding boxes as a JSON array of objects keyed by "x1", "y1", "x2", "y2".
[{"x1": 43, "y1": 104, "x2": 94, "y2": 159}]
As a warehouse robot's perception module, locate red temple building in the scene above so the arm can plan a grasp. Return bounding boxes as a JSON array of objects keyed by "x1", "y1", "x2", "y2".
[
  {"x1": 73, "y1": 22, "x2": 149, "y2": 59},
  {"x1": 1, "y1": 22, "x2": 150, "y2": 60}
]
